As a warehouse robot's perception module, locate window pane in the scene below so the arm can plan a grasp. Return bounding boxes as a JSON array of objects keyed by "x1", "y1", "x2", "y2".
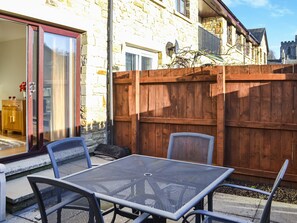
[
  {"x1": 126, "y1": 52, "x2": 136, "y2": 71},
  {"x1": 43, "y1": 32, "x2": 76, "y2": 141},
  {"x1": 141, "y1": 56, "x2": 152, "y2": 70},
  {"x1": 180, "y1": 0, "x2": 185, "y2": 14}
]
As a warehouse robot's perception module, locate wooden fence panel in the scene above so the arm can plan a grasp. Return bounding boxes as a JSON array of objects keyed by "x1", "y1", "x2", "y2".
[{"x1": 113, "y1": 65, "x2": 297, "y2": 183}]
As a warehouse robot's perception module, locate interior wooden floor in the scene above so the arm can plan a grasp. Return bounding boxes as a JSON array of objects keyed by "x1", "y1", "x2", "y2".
[{"x1": 0, "y1": 131, "x2": 27, "y2": 158}]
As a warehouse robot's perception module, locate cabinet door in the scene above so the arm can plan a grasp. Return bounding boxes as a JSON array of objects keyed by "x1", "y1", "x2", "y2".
[
  {"x1": 2, "y1": 109, "x2": 23, "y2": 133},
  {"x1": 12, "y1": 110, "x2": 23, "y2": 131},
  {"x1": 2, "y1": 109, "x2": 10, "y2": 130}
]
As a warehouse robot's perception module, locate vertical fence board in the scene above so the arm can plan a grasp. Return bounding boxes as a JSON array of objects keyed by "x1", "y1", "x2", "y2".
[
  {"x1": 130, "y1": 71, "x2": 140, "y2": 154},
  {"x1": 271, "y1": 82, "x2": 282, "y2": 122},
  {"x1": 249, "y1": 129, "x2": 261, "y2": 168},
  {"x1": 155, "y1": 124, "x2": 164, "y2": 157},
  {"x1": 216, "y1": 71, "x2": 225, "y2": 166},
  {"x1": 194, "y1": 83, "x2": 203, "y2": 118},
  {"x1": 270, "y1": 130, "x2": 282, "y2": 171}
]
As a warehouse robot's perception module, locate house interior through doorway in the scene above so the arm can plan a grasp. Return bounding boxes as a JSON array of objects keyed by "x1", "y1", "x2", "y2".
[{"x1": 0, "y1": 18, "x2": 27, "y2": 158}]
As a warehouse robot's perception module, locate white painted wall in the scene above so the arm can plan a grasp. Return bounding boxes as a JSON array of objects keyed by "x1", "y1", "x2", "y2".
[{"x1": 0, "y1": 38, "x2": 26, "y2": 109}]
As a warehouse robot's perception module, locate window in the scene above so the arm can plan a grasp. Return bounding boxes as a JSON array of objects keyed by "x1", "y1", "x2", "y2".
[
  {"x1": 125, "y1": 47, "x2": 158, "y2": 71},
  {"x1": 245, "y1": 41, "x2": 250, "y2": 57},
  {"x1": 176, "y1": 0, "x2": 190, "y2": 17},
  {"x1": 236, "y1": 32, "x2": 242, "y2": 51},
  {"x1": 227, "y1": 23, "x2": 232, "y2": 45}
]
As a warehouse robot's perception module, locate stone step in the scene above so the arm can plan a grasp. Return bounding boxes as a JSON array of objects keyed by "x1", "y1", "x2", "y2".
[{"x1": 5, "y1": 155, "x2": 110, "y2": 213}]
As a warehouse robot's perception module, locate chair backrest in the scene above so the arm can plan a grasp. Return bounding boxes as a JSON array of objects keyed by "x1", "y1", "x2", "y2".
[
  {"x1": 28, "y1": 175, "x2": 104, "y2": 223},
  {"x1": 260, "y1": 159, "x2": 289, "y2": 223},
  {"x1": 46, "y1": 137, "x2": 92, "y2": 178},
  {"x1": 167, "y1": 132, "x2": 214, "y2": 164}
]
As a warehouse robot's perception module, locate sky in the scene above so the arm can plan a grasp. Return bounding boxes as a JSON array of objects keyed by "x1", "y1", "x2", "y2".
[{"x1": 222, "y1": 0, "x2": 297, "y2": 59}]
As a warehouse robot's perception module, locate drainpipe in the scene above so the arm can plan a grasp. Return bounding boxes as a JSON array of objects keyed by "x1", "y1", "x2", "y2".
[
  {"x1": 107, "y1": 0, "x2": 114, "y2": 145},
  {"x1": 0, "y1": 164, "x2": 6, "y2": 222}
]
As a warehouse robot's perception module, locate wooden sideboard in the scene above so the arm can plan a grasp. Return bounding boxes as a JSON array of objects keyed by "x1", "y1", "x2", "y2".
[{"x1": 1, "y1": 100, "x2": 26, "y2": 135}]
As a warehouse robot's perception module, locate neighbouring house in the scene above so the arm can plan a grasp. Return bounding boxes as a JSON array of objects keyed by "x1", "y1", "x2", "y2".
[
  {"x1": 248, "y1": 28, "x2": 269, "y2": 65},
  {"x1": 280, "y1": 35, "x2": 297, "y2": 64},
  {"x1": 0, "y1": 0, "x2": 269, "y2": 164}
]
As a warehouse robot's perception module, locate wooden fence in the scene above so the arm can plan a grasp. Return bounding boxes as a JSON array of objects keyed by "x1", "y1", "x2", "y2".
[{"x1": 113, "y1": 64, "x2": 297, "y2": 184}]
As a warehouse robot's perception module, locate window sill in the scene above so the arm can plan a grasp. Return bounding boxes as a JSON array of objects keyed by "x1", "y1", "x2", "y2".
[
  {"x1": 173, "y1": 10, "x2": 192, "y2": 24},
  {"x1": 150, "y1": 0, "x2": 166, "y2": 8}
]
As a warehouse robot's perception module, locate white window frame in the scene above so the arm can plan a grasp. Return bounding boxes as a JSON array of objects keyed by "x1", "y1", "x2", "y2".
[{"x1": 125, "y1": 46, "x2": 158, "y2": 71}]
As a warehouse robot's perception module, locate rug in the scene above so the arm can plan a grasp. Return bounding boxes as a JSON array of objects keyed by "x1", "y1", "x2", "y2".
[{"x1": 0, "y1": 138, "x2": 26, "y2": 150}]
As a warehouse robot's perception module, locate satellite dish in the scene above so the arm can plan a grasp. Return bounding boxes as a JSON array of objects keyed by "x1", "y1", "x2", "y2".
[
  {"x1": 166, "y1": 42, "x2": 174, "y2": 57},
  {"x1": 174, "y1": 40, "x2": 179, "y2": 54},
  {"x1": 166, "y1": 40, "x2": 179, "y2": 57}
]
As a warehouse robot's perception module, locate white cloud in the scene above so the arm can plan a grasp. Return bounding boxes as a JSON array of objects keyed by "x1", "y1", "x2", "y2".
[
  {"x1": 223, "y1": 0, "x2": 269, "y2": 7},
  {"x1": 222, "y1": 0, "x2": 292, "y2": 17},
  {"x1": 248, "y1": 0, "x2": 269, "y2": 7},
  {"x1": 268, "y1": 4, "x2": 293, "y2": 17}
]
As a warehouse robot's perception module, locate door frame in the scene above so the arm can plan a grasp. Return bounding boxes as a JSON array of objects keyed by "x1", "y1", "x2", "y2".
[{"x1": 0, "y1": 14, "x2": 81, "y2": 163}]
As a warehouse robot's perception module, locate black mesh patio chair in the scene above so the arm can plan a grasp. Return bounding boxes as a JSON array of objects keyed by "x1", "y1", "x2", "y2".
[
  {"x1": 182, "y1": 159, "x2": 289, "y2": 223},
  {"x1": 27, "y1": 175, "x2": 150, "y2": 223},
  {"x1": 46, "y1": 137, "x2": 140, "y2": 222},
  {"x1": 46, "y1": 137, "x2": 94, "y2": 179},
  {"x1": 167, "y1": 132, "x2": 214, "y2": 164},
  {"x1": 165, "y1": 132, "x2": 215, "y2": 211}
]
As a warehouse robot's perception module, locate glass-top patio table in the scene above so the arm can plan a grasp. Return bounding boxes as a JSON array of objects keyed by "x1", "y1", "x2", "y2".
[{"x1": 63, "y1": 154, "x2": 234, "y2": 221}]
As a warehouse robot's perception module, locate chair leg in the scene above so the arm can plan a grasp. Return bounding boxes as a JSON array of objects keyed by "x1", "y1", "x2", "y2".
[
  {"x1": 110, "y1": 204, "x2": 118, "y2": 223},
  {"x1": 208, "y1": 192, "x2": 213, "y2": 211},
  {"x1": 88, "y1": 208, "x2": 95, "y2": 223}
]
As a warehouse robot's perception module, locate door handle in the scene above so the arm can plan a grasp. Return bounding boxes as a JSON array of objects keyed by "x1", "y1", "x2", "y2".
[{"x1": 29, "y1": 82, "x2": 36, "y2": 97}]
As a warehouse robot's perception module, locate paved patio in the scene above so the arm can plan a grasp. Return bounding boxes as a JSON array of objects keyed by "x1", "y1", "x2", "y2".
[
  {"x1": 5, "y1": 190, "x2": 297, "y2": 222},
  {"x1": 3, "y1": 156, "x2": 297, "y2": 222}
]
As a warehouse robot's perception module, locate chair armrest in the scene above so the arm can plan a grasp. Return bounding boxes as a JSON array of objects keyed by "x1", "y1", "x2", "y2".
[
  {"x1": 218, "y1": 183, "x2": 271, "y2": 196},
  {"x1": 182, "y1": 210, "x2": 250, "y2": 223},
  {"x1": 133, "y1": 212, "x2": 151, "y2": 223}
]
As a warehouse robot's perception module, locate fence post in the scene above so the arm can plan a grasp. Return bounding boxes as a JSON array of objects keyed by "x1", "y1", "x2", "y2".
[
  {"x1": 216, "y1": 66, "x2": 226, "y2": 166},
  {"x1": 0, "y1": 164, "x2": 6, "y2": 222},
  {"x1": 130, "y1": 70, "x2": 140, "y2": 154}
]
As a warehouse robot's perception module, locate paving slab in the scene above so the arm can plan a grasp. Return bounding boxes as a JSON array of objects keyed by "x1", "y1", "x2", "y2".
[
  {"x1": 255, "y1": 199, "x2": 297, "y2": 223},
  {"x1": 212, "y1": 192, "x2": 260, "y2": 220}
]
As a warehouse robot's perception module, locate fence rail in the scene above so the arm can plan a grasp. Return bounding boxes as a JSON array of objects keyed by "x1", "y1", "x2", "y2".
[{"x1": 113, "y1": 64, "x2": 297, "y2": 184}]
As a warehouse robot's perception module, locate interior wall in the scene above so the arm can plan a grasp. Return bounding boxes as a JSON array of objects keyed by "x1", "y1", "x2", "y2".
[{"x1": 0, "y1": 38, "x2": 26, "y2": 109}]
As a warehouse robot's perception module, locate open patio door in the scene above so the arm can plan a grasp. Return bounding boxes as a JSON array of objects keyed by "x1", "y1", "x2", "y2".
[{"x1": 0, "y1": 15, "x2": 81, "y2": 162}]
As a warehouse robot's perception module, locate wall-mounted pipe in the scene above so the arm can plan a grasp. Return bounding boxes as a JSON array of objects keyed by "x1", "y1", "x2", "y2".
[{"x1": 107, "y1": 0, "x2": 114, "y2": 144}]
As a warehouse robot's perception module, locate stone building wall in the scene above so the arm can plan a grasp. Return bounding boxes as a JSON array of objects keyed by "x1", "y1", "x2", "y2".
[
  {"x1": 0, "y1": 0, "x2": 109, "y2": 148},
  {"x1": 112, "y1": 0, "x2": 199, "y2": 70},
  {"x1": 199, "y1": 16, "x2": 263, "y2": 65}
]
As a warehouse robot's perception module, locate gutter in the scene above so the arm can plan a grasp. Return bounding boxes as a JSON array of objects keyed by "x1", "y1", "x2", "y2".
[{"x1": 107, "y1": 0, "x2": 113, "y2": 144}]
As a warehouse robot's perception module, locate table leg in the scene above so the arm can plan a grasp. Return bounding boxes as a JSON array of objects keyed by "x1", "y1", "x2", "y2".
[
  {"x1": 194, "y1": 201, "x2": 203, "y2": 223},
  {"x1": 152, "y1": 215, "x2": 166, "y2": 223}
]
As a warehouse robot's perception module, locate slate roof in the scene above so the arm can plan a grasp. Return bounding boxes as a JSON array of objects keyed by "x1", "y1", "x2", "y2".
[
  {"x1": 248, "y1": 28, "x2": 269, "y2": 51},
  {"x1": 248, "y1": 28, "x2": 266, "y2": 42}
]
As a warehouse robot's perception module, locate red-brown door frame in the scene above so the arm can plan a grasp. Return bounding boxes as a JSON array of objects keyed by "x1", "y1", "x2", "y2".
[{"x1": 0, "y1": 14, "x2": 82, "y2": 162}]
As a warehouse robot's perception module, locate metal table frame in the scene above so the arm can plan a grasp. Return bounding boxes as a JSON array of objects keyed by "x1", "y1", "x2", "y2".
[{"x1": 63, "y1": 154, "x2": 234, "y2": 221}]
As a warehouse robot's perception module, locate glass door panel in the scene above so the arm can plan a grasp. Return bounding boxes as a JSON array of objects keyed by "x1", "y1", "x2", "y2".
[
  {"x1": 43, "y1": 32, "x2": 77, "y2": 142},
  {"x1": 0, "y1": 18, "x2": 27, "y2": 158}
]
